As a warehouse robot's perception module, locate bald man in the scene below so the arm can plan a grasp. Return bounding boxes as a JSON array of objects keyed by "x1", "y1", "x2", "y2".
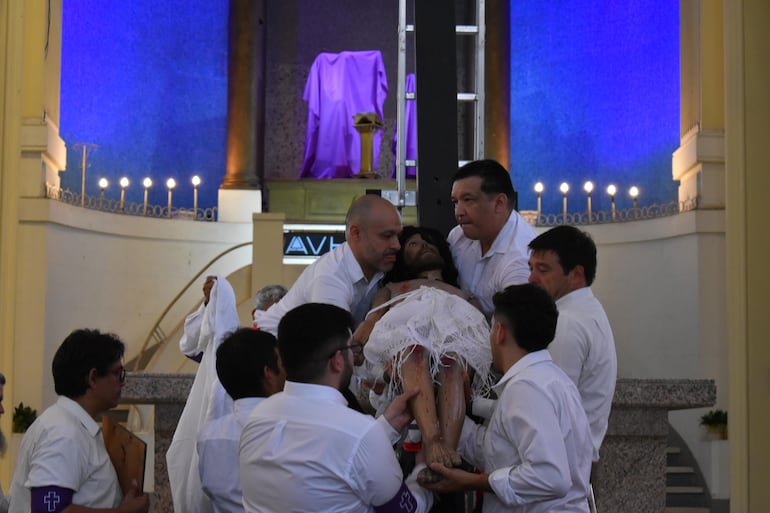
[{"x1": 254, "y1": 194, "x2": 402, "y2": 335}]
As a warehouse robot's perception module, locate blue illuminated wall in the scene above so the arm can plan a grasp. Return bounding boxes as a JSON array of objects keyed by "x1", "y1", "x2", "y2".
[
  {"x1": 509, "y1": 1, "x2": 680, "y2": 214},
  {"x1": 60, "y1": 0, "x2": 227, "y2": 210},
  {"x1": 60, "y1": 1, "x2": 680, "y2": 214}
]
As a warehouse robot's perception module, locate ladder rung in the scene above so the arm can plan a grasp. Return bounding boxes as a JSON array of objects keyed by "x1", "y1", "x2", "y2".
[
  {"x1": 458, "y1": 160, "x2": 471, "y2": 167},
  {"x1": 406, "y1": 24, "x2": 414, "y2": 32},
  {"x1": 456, "y1": 25, "x2": 479, "y2": 34},
  {"x1": 405, "y1": 92, "x2": 416, "y2": 100},
  {"x1": 457, "y1": 93, "x2": 477, "y2": 101},
  {"x1": 405, "y1": 160, "x2": 417, "y2": 167}
]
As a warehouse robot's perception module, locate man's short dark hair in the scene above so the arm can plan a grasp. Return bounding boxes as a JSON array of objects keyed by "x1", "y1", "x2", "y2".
[
  {"x1": 452, "y1": 159, "x2": 516, "y2": 210},
  {"x1": 528, "y1": 225, "x2": 597, "y2": 285},
  {"x1": 0, "y1": 372, "x2": 5, "y2": 385},
  {"x1": 277, "y1": 303, "x2": 354, "y2": 383},
  {"x1": 385, "y1": 225, "x2": 459, "y2": 287},
  {"x1": 52, "y1": 329, "x2": 125, "y2": 399},
  {"x1": 216, "y1": 328, "x2": 280, "y2": 400},
  {"x1": 492, "y1": 284, "x2": 558, "y2": 353}
]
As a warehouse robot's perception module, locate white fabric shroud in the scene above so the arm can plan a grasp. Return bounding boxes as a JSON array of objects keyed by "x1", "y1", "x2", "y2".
[
  {"x1": 166, "y1": 276, "x2": 240, "y2": 513},
  {"x1": 364, "y1": 286, "x2": 493, "y2": 400}
]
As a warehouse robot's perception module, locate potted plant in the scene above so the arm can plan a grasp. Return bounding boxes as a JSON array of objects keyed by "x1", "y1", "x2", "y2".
[
  {"x1": 700, "y1": 409, "x2": 728, "y2": 440},
  {"x1": 12, "y1": 402, "x2": 37, "y2": 433}
]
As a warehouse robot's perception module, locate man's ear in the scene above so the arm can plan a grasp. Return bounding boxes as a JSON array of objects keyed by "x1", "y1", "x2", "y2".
[
  {"x1": 262, "y1": 366, "x2": 280, "y2": 395},
  {"x1": 348, "y1": 223, "x2": 361, "y2": 242},
  {"x1": 328, "y1": 350, "x2": 344, "y2": 374},
  {"x1": 492, "y1": 320, "x2": 506, "y2": 347},
  {"x1": 86, "y1": 368, "x2": 98, "y2": 390},
  {"x1": 569, "y1": 264, "x2": 587, "y2": 287},
  {"x1": 494, "y1": 193, "x2": 508, "y2": 214}
]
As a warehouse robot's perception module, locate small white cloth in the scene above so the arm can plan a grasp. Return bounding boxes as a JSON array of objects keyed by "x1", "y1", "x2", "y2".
[
  {"x1": 365, "y1": 286, "x2": 493, "y2": 400},
  {"x1": 167, "y1": 276, "x2": 240, "y2": 513}
]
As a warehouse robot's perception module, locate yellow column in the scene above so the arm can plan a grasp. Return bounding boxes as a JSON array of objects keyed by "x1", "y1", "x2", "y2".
[
  {"x1": 725, "y1": 0, "x2": 770, "y2": 510},
  {"x1": 673, "y1": 0, "x2": 725, "y2": 209},
  {"x1": 0, "y1": 0, "x2": 65, "y2": 485}
]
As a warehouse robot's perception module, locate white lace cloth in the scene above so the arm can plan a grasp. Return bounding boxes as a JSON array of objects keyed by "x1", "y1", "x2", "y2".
[{"x1": 364, "y1": 286, "x2": 493, "y2": 400}]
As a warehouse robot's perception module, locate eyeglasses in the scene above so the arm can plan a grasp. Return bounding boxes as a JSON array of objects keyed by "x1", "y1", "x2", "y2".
[
  {"x1": 106, "y1": 365, "x2": 126, "y2": 384},
  {"x1": 328, "y1": 343, "x2": 364, "y2": 359}
]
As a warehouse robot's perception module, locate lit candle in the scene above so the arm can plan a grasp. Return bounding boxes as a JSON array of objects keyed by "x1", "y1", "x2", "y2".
[
  {"x1": 166, "y1": 178, "x2": 177, "y2": 218},
  {"x1": 583, "y1": 181, "x2": 594, "y2": 223},
  {"x1": 606, "y1": 184, "x2": 617, "y2": 221},
  {"x1": 192, "y1": 175, "x2": 201, "y2": 218},
  {"x1": 143, "y1": 178, "x2": 153, "y2": 216},
  {"x1": 559, "y1": 182, "x2": 570, "y2": 223},
  {"x1": 119, "y1": 177, "x2": 129, "y2": 211},
  {"x1": 534, "y1": 182, "x2": 544, "y2": 224}
]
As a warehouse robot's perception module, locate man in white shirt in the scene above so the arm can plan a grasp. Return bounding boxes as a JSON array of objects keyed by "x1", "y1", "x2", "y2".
[
  {"x1": 448, "y1": 160, "x2": 537, "y2": 318},
  {"x1": 423, "y1": 284, "x2": 592, "y2": 513},
  {"x1": 240, "y1": 303, "x2": 433, "y2": 513},
  {"x1": 528, "y1": 225, "x2": 617, "y2": 461},
  {"x1": 197, "y1": 328, "x2": 285, "y2": 513},
  {"x1": 254, "y1": 194, "x2": 402, "y2": 334},
  {"x1": 8, "y1": 329, "x2": 149, "y2": 513}
]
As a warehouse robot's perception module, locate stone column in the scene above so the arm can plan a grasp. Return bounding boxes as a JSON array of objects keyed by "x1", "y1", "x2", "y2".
[
  {"x1": 219, "y1": 0, "x2": 266, "y2": 222},
  {"x1": 672, "y1": 0, "x2": 725, "y2": 209}
]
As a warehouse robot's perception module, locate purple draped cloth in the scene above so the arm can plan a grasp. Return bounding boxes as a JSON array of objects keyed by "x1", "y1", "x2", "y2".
[
  {"x1": 300, "y1": 51, "x2": 388, "y2": 179},
  {"x1": 391, "y1": 73, "x2": 417, "y2": 179}
]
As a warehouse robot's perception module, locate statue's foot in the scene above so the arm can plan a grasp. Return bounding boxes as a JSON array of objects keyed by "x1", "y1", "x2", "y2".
[{"x1": 426, "y1": 438, "x2": 462, "y2": 469}]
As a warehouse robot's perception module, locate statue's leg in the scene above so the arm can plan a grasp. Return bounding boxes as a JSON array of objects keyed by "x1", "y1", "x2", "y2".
[
  {"x1": 436, "y1": 353, "x2": 464, "y2": 468},
  {"x1": 400, "y1": 346, "x2": 457, "y2": 483}
]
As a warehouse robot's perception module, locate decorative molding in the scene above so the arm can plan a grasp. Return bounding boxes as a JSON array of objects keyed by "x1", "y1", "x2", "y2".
[
  {"x1": 20, "y1": 116, "x2": 66, "y2": 170},
  {"x1": 672, "y1": 127, "x2": 725, "y2": 181}
]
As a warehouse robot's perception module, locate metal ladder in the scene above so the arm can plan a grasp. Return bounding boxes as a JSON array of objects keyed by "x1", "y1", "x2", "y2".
[{"x1": 394, "y1": 0, "x2": 486, "y2": 208}]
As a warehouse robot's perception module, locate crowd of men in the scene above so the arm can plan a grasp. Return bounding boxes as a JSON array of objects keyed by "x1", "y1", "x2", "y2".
[{"x1": 2, "y1": 159, "x2": 616, "y2": 513}]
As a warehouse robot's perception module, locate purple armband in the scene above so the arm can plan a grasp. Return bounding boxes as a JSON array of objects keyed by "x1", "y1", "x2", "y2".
[
  {"x1": 374, "y1": 481, "x2": 418, "y2": 513},
  {"x1": 31, "y1": 486, "x2": 74, "y2": 513}
]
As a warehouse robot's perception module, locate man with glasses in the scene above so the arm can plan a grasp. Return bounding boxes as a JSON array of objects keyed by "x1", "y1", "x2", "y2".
[
  {"x1": 8, "y1": 329, "x2": 149, "y2": 513},
  {"x1": 240, "y1": 303, "x2": 433, "y2": 513}
]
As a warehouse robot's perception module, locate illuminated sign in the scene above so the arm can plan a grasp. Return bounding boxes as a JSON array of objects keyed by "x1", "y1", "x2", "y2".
[{"x1": 283, "y1": 231, "x2": 345, "y2": 257}]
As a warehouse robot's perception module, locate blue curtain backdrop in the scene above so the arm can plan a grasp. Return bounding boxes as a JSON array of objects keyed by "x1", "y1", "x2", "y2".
[
  {"x1": 509, "y1": 1, "x2": 680, "y2": 214},
  {"x1": 59, "y1": 1, "x2": 679, "y2": 214}
]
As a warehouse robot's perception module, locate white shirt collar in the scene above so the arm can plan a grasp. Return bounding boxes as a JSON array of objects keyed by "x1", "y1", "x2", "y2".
[
  {"x1": 484, "y1": 212, "x2": 517, "y2": 257},
  {"x1": 282, "y1": 380, "x2": 348, "y2": 406},
  {"x1": 341, "y1": 242, "x2": 383, "y2": 285},
  {"x1": 493, "y1": 349, "x2": 553, "y2": 394},
  {"x1": 555, "y1": 286, "x2": 593, "y2": 307},
  {"x1": 57, "y1": 395, "x2": 101, "y2": 437}
]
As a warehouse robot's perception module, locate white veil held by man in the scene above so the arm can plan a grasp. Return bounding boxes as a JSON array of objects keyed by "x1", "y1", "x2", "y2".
[
  {"x1": 365, "y1": 286, "x2": 493, "y2": 400},
  {"x1": 166, "y1": 276, "x2": 240, "y2": 513}
]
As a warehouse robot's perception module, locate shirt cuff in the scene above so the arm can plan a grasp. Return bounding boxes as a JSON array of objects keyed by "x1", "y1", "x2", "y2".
[
  {"x1": 487, "y1": 466, "x2": 518, "y2": 506},
  {"x1": 376, "y1": 415, "x2": 402, "y2": 445},
  {"x1": 472, "y1": 397, "x2": 497, "y2": 419}
]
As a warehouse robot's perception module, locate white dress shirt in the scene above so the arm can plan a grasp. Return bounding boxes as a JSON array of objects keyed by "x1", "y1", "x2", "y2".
[
  {"x1": 448, "y1": 211, "x2": 537, "y2": 317},
  {"x1": 549, "y1": 287, "x2": 617, "y2": 461},
  {"x1": 239, "y1": 381, "x2": 433, "y2": 513},
  {"x1": 8, "y1": 396, "x2": 122, "y2": 513},
  {"x1": 254, "y1": 243, "x2": 383, "y2": 335},
  {"x1": 197, "y1": 397, "x2": 264, "y2": 513},
  {"x1": 458, "y1": 351, "x2": 592, "y2": 513}
]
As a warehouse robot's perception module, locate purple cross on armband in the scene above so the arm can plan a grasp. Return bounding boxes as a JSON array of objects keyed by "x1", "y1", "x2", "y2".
[
  {"x1": 31, "y1": 486, "x2": 73, "y2": 513},
  {"x1": 374, "y1": 481, "x2": 417, "y2": 513}
]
